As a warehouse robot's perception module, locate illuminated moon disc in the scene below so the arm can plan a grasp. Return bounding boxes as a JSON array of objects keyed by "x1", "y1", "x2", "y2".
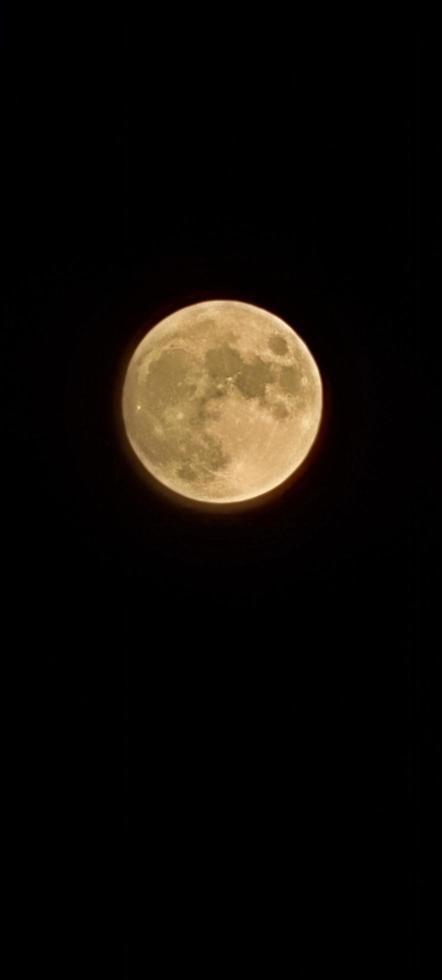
[{"x1": 121, "y1": 300, "x2": 322, "y2": 504}]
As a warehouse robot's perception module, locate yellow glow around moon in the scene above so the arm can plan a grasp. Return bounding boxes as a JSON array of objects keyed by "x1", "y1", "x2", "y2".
[{"x1": 121, "y1": 300, "x2": 322, "y2": 504}]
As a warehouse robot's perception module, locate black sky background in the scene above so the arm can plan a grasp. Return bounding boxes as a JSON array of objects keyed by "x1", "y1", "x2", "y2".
[{"x1": 4, "y1": 14, "x2": 426, "y2": 976}]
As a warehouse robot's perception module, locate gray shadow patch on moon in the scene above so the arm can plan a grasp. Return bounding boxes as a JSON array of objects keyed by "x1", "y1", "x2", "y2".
[
  {"x1": 271, "y1": 402, "x2": 290, "y2": 420},
  {"x1": 204, "y1": 343, "x2": 277, "y2": 401},
  {"x1": 268, "y1": 334, "x2": 289, "y2": 356},
  {"x1": 205, "y1": 344, "x2": 243, "y2": 381},
  {"x1": 131, "y1": 346, "x2": 231, "y2": 483},
  {"x1": 177, "y1": 463, "x2": 198, "y2": 482},
  {"x1": 142, "y1": 349, "x2": 197, "y2": 409},
  {"x1": 235, "y1": 357, "x2": 275, "y2": 400}
]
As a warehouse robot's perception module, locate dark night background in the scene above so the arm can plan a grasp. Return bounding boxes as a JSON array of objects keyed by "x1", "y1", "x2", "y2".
[{"x1": 4, "y1": 13, "x2": 428, "y2": 977}]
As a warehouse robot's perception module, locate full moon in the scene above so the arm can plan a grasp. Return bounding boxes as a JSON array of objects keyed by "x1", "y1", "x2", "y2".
[{"x1": 121, "y1": 300, "x2": 322, "y2": 504}]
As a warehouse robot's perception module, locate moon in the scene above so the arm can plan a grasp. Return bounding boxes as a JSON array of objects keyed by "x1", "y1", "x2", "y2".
[{"x1": 121, "y1": 300, "x2": 322, "y2": 504}]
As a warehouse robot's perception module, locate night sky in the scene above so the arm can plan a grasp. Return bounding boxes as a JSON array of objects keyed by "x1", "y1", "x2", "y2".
[{"x1": 4, "y1": 15, "x2": 424, "y2": 976}]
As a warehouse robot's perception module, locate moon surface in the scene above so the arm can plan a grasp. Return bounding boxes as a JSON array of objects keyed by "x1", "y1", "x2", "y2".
[{"x1": 121, "y1": 300, "x2": 322, "y2": 504}]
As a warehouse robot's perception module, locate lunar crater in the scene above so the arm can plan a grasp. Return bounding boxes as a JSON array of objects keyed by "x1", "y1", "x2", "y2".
[{"x1": 268, "y1": 334, "x2": 289, "y2": 356}]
